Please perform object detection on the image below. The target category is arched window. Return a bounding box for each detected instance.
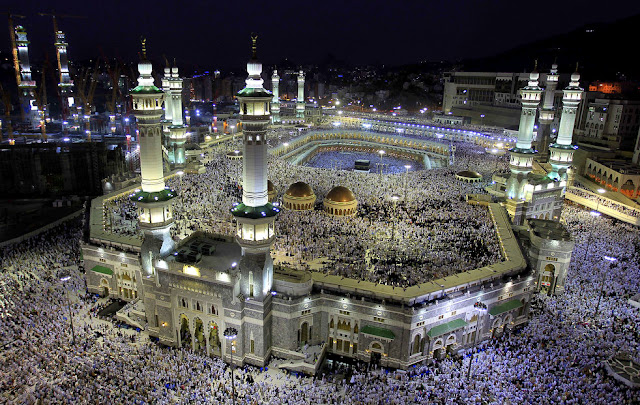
[211,304,216,315]
[329,318,334,329]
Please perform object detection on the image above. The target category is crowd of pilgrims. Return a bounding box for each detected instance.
[104,129,508,287]
[568,185,640,218]
[1,198,639,403]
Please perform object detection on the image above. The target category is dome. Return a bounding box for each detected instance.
[326,186,355,202]
[285,182,313,198]
[457,170,482,179]
[268,180,275,192]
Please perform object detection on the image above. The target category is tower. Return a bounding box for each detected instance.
[549,66,583,181]
[55,30,74,123]
[296,69,305,120]
[537,63,559,161]
[271,69,280,124]
[129,39,176,276]
[161,63,173,150]
[168,62,187,167]
[231,34,278,363]
[14,26,38,129]
[506,64,543,200]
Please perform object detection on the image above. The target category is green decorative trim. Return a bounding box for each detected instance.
[361,325,395,340]
[488,299,523,316]
[237,87,273,98]
[549,143,577,150]
[131,85,163,94]
[129,188,177,203]
[509,147,537,154]
[91,265,113,275]
[426,318,467,338]
[231,202,280,219]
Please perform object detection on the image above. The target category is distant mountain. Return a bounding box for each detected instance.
[462,14,640,81]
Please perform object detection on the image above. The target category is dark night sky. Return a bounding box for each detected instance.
[2,0,640,71]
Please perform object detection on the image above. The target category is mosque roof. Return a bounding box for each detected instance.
[285,182,314,198]
[326,186,356,202]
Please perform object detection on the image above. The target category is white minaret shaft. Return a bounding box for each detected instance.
[232,34,279,261]
[542,63,558,111]
[130,40,176,276]
[162,66,173,122]
[169,63,186,167]
[15,26,37,128]
[272,70,280,101]
[515,69,543,150]
[135,58,165,193]
[556,70,583,145]
[170,65,183,126]
[296,70,305,119]
[271,69,280,123]
[55,31,73,88]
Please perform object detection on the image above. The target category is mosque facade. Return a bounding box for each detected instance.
[82,39,572,373]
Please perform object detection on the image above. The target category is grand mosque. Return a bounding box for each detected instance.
[81,36,575,373]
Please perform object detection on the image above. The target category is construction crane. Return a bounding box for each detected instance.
[34,59,49,141]
[106,62,121,135]
[3,12,25,88]
[74,59,99,141]
[0,83,12,142]
[2,12,26,124]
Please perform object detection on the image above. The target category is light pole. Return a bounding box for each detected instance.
[404,165,411,200]
[583,188,606,261]
[593,255,617,322]
[467,301,487,379]
[480,114,485,126]
[223,327,238,404]
[391,194,400,241]
[378,150,385,175]
[231,125,236,141]
[59,273,76,345]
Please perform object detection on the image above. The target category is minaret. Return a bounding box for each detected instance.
[537,62,559,161]
[161,62,173,150]
[296,69,305,120]
[14,26,38,130]
[55,30,74,121]
[271,69,280,124]
[129,39,176,276]
[506,63,543,199]
[549,65,583,181]
[231,33,279,300]
[168,62,187,167]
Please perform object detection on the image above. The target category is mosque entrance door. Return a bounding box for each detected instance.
[194,318,206,351]
[371,352,381,367]
[209,322,221,356]
[103,287,109,296]
[541,264,556,295]
[180,316,192,348]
